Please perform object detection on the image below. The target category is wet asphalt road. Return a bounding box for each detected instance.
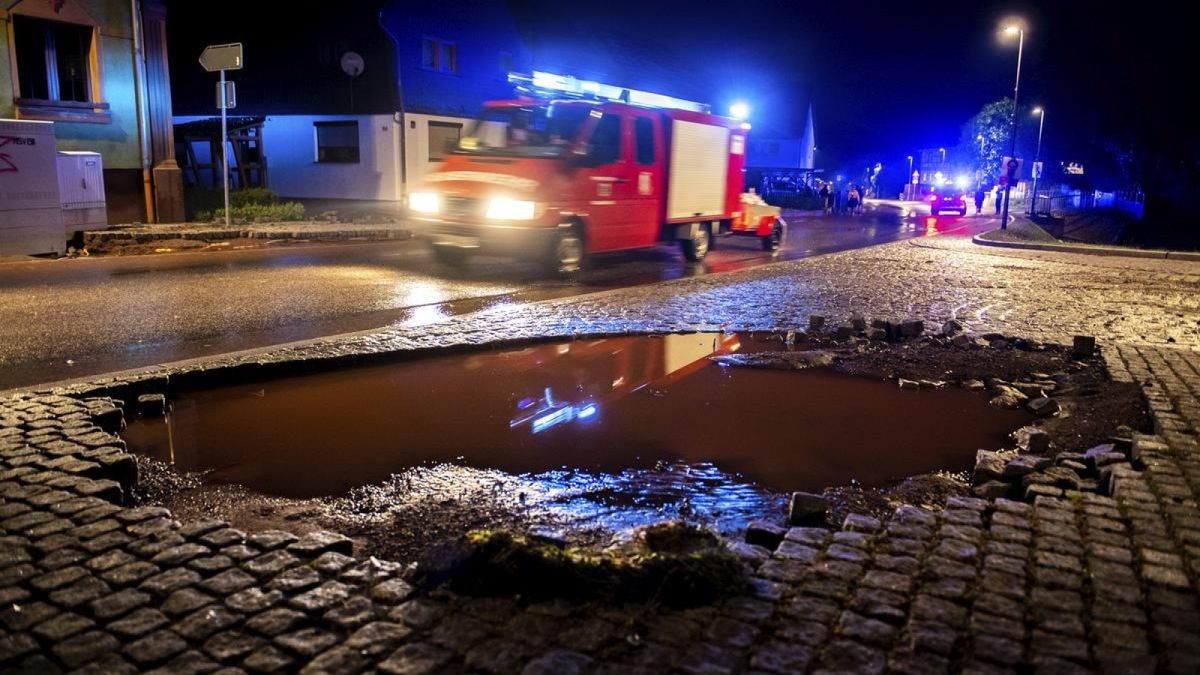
[0,203,1000,390]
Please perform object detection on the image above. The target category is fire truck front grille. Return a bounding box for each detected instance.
[441,196,483,220]
[431,222,480,238]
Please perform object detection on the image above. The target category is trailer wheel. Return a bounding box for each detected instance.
[761,219,786,252]
[546,225,585,276]
[431,245,471,267]
[680,223,711,262]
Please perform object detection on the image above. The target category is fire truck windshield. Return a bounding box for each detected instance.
[457,104,593,157]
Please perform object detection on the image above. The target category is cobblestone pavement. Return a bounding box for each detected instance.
[3,238,1200,673]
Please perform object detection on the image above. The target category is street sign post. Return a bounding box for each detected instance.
[199,43,243,227]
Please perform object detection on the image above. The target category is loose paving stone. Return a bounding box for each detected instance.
[290,581,353,613]
[323,595,377,630]
[287,530,353,557]
[242,550,299,578]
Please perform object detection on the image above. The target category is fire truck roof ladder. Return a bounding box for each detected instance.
[507,71,711,114]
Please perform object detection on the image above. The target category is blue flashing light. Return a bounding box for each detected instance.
[729,102,749,120]
[532,405,574,434]
[508,71,711,114]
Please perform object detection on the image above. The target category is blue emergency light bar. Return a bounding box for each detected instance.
[508,71,711,114]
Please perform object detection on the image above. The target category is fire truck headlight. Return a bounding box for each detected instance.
[409,192,439,214]
[486,198,536,220]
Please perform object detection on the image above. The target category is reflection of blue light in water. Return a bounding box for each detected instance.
[577,403,597,419]
[532,405,573,434]
[517,397,537,410]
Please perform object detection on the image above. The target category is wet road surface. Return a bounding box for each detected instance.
[0,204,999,390]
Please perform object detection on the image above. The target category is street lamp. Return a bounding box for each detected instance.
[999,22,1025,229]
[977,134,985,153]
[1029,107,1046,216]
[939,147,946,163]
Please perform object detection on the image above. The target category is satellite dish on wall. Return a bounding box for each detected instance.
[340,51,365,78]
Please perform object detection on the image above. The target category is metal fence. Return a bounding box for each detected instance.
[1029,187,1146,224]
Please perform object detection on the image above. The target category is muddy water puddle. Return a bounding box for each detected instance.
[124,333,1030,534]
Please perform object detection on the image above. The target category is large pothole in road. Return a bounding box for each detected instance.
[122,332,1049,557]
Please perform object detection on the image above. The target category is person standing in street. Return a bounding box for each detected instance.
[974,187,985,215]
[993,185,1003,215]
[847,185,861,215]
[819,183,831,215]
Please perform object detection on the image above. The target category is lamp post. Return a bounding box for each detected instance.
[906,155,913,198]
[1029,107,1045,217]
[939,147,946,163]
[1000,23,1024,229]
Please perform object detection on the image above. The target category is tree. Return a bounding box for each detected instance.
[960,99,1013,185]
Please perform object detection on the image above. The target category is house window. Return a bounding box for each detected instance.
[427,121,462,162]
[314,121,360,163]
[421,37,457,74]
[12,15,94,103]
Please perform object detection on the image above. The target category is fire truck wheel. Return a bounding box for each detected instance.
[681,223,711,262]
[431,245,471,267]
[762,220,785,252]
[547,225,585,275]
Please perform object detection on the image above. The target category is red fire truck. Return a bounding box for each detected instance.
[408,73,785,273]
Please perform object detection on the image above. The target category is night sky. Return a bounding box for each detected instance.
[509,0,1188,178]
[165,0,1187,186]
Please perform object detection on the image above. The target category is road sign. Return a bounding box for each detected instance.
[1003,156,1023,180]
[199,43,243,72]
[1032,161,1043,180]
[200,43,243,228]
[998,175,1009,187]
[215,81,236,109]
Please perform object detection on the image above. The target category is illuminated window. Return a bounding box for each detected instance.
[314,121,360,163]
[421,37,457,75]
[428,121,462,161]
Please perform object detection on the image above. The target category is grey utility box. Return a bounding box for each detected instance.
[57,150,108,236]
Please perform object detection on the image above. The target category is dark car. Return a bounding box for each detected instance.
[929,186,968,216]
